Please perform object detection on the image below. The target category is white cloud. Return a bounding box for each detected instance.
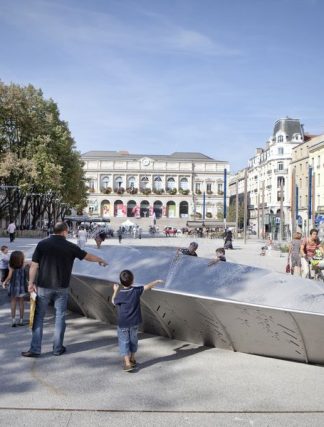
[164,29,240,56]
[0,0,240,57]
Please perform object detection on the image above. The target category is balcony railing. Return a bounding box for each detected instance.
[96,187,193,196]
[274,168,288,174]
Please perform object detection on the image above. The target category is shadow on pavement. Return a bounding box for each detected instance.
[136,343,209,371]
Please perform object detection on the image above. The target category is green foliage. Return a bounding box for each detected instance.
[280,244,289,253]
[0,81,87,226]
[167,188,177,195]
[179,188,190,195]
[227,201,245,228]
[217,211,223,220]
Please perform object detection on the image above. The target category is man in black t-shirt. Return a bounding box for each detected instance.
[22,222,108,358]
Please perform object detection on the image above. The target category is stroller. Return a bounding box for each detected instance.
[309,249,324,281]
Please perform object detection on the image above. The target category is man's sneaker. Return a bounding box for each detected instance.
[11,320,16,327]
[123,363,134,372]
[53,346,66,356]
[130,358,137,367]
[18,319,24,326]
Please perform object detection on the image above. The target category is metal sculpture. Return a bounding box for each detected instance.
[69,245,324,364]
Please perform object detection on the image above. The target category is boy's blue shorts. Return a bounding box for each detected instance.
[117,325,139,356]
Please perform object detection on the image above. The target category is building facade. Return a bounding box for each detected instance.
[82,151,229,220]
[290,135,321,229]
[309,136,324,219]
[229,117,304,237]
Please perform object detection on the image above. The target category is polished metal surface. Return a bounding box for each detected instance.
[70,245,324,364]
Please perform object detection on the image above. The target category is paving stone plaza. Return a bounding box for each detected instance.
[1,235,324,426]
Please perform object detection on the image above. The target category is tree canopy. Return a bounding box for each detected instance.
[0,81,87,227]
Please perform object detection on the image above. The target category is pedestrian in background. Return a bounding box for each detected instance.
[7,221,16,242]
[94,227,107,249]
[77,226,87,249]
[288,231,302,276]
[224,228,233,249]
[118,228,122,244]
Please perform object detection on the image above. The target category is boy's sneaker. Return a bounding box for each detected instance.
[123,363,134,372]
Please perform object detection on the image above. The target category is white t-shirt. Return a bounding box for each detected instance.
[78,229,87,241]
[7,223,16,233]
[0,253,9,269]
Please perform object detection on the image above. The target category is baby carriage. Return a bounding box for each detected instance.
[309,249,324,281]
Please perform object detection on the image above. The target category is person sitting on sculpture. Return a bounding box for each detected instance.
[177,242,198,257]
[208,247,226,266]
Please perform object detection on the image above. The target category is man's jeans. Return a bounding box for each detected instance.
[30,287,69,354]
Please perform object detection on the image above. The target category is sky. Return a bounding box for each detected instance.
[1,0,324,172]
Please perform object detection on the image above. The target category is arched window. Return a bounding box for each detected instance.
[140,200,150,217]
[114,200,124,217]
[153,200,163,218]
[167,177,175,190]
[101,176,110,189]
[166,201,176,218]
[154,176,162,190]
[101,200,110,217]
[115,176,123,189]
[128,176,136,188]
[140,176,149,190]
[179,201,188,217]
[87,178,96,192]
[127,200,137,217]
[180,177,188,190]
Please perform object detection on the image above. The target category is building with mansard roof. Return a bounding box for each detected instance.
[229,117,304,238]
[81,151,229,220]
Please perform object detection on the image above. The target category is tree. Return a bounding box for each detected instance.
[227,200,245,228]
[0,81,87,227]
